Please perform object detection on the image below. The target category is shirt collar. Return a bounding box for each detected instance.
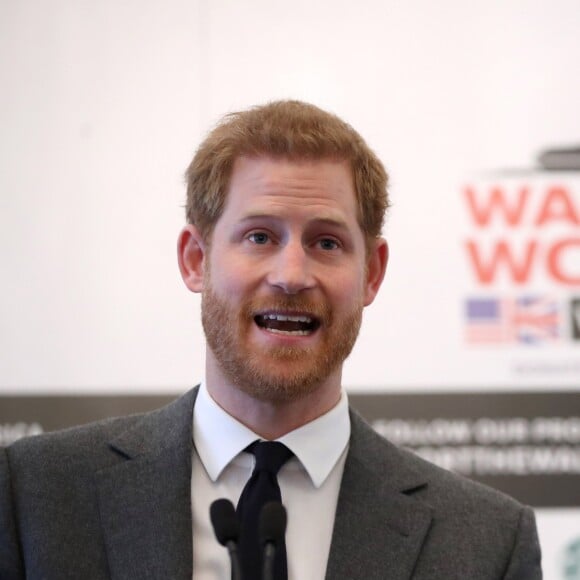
[193,381,350,488]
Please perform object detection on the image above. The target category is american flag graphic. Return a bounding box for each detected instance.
[465,296,560,344]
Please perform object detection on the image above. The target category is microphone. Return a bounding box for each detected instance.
[259,501,287,580]
[209,499,243,580]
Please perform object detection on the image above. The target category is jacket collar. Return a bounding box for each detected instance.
[95,388,198,580]
[325,408,433,580]
[94,388,432,580]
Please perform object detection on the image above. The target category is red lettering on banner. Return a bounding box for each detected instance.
[464,186,529,227]
[535,186,580,226]
[463,183,579,286]
[465,240,538,285]
[546,239,580,285]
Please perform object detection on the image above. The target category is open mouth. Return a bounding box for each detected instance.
[254,312,321,336]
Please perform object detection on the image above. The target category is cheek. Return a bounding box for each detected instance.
[209,263,261,305]
[326,276,365,309]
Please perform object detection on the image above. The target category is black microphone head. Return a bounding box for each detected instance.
[259,501,287,546]
[210,499,240,546]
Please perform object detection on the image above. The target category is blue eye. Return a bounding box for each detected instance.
[319,238,339,250]
[248,232,269,244]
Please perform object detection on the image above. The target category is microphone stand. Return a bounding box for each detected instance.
[259,501,287,580]
[262,541,276,580]
[210,499,244,580]
[226,541,243,580]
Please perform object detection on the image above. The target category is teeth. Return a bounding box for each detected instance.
[267,328,311,336]
[263,314,313,323]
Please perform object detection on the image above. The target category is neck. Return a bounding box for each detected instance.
[204,356,343,440]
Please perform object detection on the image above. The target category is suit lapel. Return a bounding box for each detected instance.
[92,391,431,579]
[325,410,433,580]
[95,389,198,580]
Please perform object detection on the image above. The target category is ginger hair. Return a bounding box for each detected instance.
[184,100,389,248]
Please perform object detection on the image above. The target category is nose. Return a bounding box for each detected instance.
[267,241,315,294]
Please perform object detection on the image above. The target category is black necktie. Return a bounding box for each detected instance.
[236,441,293,580]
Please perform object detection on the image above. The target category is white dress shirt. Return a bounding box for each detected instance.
[191,382,350,580]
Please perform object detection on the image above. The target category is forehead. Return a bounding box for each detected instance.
[222,156,358,220]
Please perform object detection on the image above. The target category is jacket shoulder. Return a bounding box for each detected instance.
[5,387,197,472]
[349,406,531,514]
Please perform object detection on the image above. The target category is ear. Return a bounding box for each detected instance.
[363,238,388,306]
[177,225,206,293]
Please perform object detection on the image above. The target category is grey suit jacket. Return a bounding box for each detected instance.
[0,387,542,579]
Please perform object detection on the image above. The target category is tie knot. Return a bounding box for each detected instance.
[248,441,293,475]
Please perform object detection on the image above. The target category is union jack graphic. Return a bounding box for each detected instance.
[465,296,560,345]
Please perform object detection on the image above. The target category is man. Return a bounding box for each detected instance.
[0,101,541,579]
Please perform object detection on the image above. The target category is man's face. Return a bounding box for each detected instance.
[199,156,384,403]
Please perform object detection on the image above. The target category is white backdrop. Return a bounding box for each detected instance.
[1,1,579,577]
[2,0,579,393]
